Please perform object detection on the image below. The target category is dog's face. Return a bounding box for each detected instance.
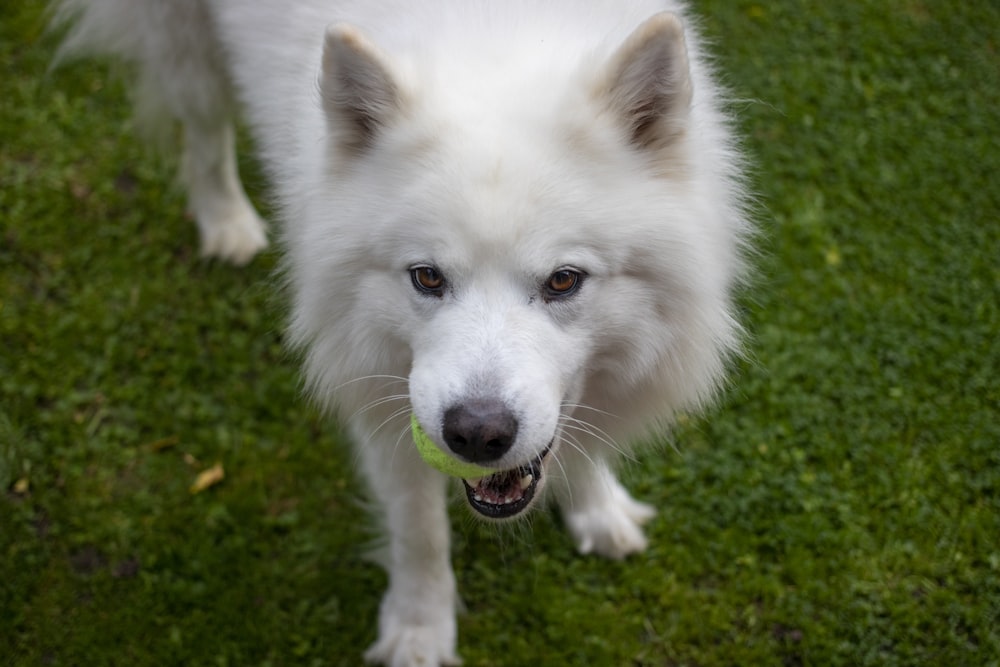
[320,126,708,520]
[400,151,610,519]
[405,243,588,517]
[291,16,741,520]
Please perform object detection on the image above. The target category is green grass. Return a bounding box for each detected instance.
[2,0,998,665]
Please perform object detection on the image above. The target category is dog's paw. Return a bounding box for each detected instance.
[198,208,268,266]
[363,593,461,667]
[563,482,655,560]
[364,627,462,667]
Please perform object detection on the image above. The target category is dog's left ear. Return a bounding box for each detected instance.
[321,24,404,153]
[595,12,693,151]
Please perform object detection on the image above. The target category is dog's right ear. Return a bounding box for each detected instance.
[594,12,693,153]
[321,24,403,153]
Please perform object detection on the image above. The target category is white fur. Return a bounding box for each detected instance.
[52,1,751,664]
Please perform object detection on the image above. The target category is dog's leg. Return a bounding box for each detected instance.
[356,427,460,667]
[555,451,656,560]
[52,0,267,265]
[181,119,268,265]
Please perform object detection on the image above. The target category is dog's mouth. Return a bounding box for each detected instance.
[461,444,552,519]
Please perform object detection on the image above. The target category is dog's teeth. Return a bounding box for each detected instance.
[465,477,482,487]
[519,474,533,490]
[473,492,484,502]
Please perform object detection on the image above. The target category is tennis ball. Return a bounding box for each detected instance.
[411,414,495,478]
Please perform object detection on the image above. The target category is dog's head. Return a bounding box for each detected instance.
[289,13,746,519]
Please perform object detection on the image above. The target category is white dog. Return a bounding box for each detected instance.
[54,1,751,664]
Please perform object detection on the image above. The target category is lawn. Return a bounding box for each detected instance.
[2,0,998,665]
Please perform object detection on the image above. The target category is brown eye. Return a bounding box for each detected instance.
[411,266,445,294]
[545,269,582,297]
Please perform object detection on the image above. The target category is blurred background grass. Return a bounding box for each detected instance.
[2,0,998,665]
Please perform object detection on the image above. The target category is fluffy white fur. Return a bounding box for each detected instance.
[53,1,751,664]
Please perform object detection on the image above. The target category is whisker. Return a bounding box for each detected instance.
[388,418,414,472]
[331,374,408,393]
[560,401,621,421]
[548,444,574,507]
[347,393,410,423]
[559,419,635,462]
[371,405,413,439]
[557,429,598,469]
[349,405,413,471]
[559,400,633,460]
[559,414,622,450]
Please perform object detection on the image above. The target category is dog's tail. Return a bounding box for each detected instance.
[50,0,232,140]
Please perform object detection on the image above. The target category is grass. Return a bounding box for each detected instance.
[2,0,998,665]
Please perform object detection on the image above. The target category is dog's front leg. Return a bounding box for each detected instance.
[555,450,656,560]
[356,426,460,667]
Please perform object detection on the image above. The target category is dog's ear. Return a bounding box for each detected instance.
[595,12,692,151]
[321,24,403,153]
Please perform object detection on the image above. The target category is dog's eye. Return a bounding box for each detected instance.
[545,269,582,298]
[410,266,445,295]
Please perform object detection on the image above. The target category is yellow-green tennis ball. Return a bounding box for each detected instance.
[411,414,495,478]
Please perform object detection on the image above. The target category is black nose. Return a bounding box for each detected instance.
[442,400,518,463]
